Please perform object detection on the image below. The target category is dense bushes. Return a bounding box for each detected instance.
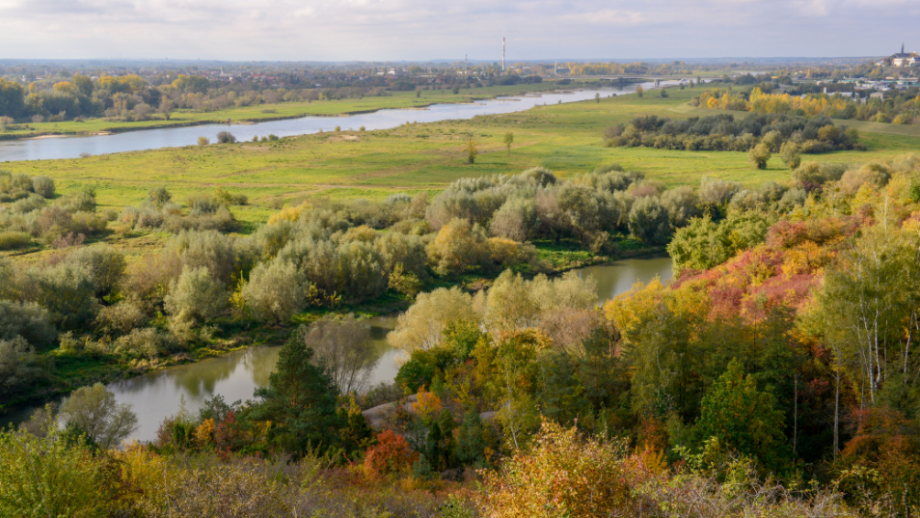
[605,113,864,154]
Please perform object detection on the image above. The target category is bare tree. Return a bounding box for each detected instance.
[300,314,378,394]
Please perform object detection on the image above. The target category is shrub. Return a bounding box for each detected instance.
[242,259,308,324]
[113,327,176,359]
[31,176,55,198]
[216,131,236,144]
[0,426,120,517]
[364,430,419,478]
[197,136,210,146]
[628,196,671,245]
[65,244,126,299]
[164,266,228,324]
[427,218,490,275]
[336,241,387,300]
[748,143,772,170]
[0,337,51,399]
[660,186,701,229]
[0,231,30,250]
[168,230,237,284]
[0,300,57,348]
[389,287,476,353]
[94,300,147,336]
[28,264,99,330]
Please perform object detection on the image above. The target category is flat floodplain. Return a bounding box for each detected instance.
[2,87,916,230]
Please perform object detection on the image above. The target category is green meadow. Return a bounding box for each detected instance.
[4,87,916,232]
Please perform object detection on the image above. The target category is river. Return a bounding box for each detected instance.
[2,255,672,441]
[0,81,687,162]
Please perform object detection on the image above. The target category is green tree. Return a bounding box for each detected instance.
[252,337,345,454]
[465,137,478,164]
[0,79,25,118]
[748,143,772,170]
[503,132,514,156]
[780,141,801,170]
[692,359,788,471]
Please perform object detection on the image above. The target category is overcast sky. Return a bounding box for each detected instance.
[0,0,917,61]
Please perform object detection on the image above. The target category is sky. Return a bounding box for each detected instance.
[1,0,919,61]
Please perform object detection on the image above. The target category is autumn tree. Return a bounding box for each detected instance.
[465,137,478,164]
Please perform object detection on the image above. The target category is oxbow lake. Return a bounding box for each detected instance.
[2,256,672,441]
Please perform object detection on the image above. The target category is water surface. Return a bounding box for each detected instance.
[0,82,687,162]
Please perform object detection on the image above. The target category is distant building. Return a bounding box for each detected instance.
[881,44,919,67]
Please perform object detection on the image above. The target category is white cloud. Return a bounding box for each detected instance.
[0,0,917,59]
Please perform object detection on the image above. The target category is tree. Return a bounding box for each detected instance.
[216,131,236,144]
[595,93,600,103]
[0,79,25,119]
[0,337,51,399]
[780,141,801,170]
[427,218,490,275]
[748,143,772,170]
[252,337,344,454]
[465,137,478,164]
[299,315,378,394]
[59,383,138,449]
[164,266,227,325]
[628,196,671,245]
[158,99,176,121]
[197,136,210,146]
[389,287,476,353]
[692,359,788,471]
[636,86,644,98]
[503,132,514,156]
[241,259,308,325]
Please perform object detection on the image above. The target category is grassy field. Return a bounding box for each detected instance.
[0,82,577,139]
[3,87,917,232]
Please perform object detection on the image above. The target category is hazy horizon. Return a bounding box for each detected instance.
[0,0,917,62]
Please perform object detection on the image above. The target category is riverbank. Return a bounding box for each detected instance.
[1,238,665,427]
[0,82,590,142]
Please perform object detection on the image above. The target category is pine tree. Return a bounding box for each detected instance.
[252,337,345,455]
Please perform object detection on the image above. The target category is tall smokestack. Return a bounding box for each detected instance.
[502,37,506,72]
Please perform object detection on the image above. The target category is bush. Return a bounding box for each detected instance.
[364,430,419,478]
[0,231,30,250]
[27,264,99,330]
[628,196,671,245]
[336,241,387,300]
[0,300,57,348]
[0,426,120,517]
[660,186,701,229]
[242,259,308,324]
[197,136,210,146]
[216,131,236,144]
[748,143,772,170]
[94,300,147,336]
[168,230,237,284]
[164,266,227,325]
[31,176,55,198]
[0,337,51,399]
[113,327,176,359]
[65,245,126,299]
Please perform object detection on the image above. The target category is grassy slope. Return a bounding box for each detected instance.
[5,87,914,231]
[0,83,571,138]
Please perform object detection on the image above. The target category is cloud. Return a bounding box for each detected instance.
[0,0,917,59]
